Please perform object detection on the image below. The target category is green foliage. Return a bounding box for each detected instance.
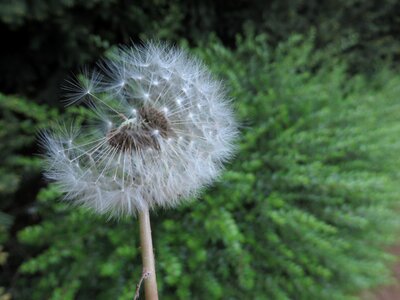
[0,94,59,298]
[0,0,184,100]
[10,35,400,299]
[0,94,57,209]
[1,1,399,101]
[0,243,10,300]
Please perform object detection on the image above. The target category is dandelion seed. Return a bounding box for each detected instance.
[41,41,238,217]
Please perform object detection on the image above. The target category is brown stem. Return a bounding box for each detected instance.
[138,207,159,300]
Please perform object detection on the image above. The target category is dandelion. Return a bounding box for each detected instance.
[41,41,238,299]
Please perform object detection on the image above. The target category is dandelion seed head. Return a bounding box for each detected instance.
[42,41,238,217]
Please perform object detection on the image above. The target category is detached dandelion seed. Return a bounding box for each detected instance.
[41,41,238,299]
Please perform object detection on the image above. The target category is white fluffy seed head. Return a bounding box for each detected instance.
[42,41,238,217]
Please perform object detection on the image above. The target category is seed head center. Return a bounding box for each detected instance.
[107,106,172,152]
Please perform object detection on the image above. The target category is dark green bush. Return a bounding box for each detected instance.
[0,0,184,101]
[0,94,58,298]
[7,34,400,299]
[1,1,399,102]
[0,94,58,229]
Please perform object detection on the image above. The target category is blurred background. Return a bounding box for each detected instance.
[1,1,400,299]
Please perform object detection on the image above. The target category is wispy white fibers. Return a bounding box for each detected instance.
[41,41,238,217]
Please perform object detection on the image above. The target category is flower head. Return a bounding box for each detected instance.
[42,41,238,217]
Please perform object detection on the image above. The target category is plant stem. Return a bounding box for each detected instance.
[139,207,159,300]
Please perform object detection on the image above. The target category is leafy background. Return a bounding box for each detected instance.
[1,1,400,299]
